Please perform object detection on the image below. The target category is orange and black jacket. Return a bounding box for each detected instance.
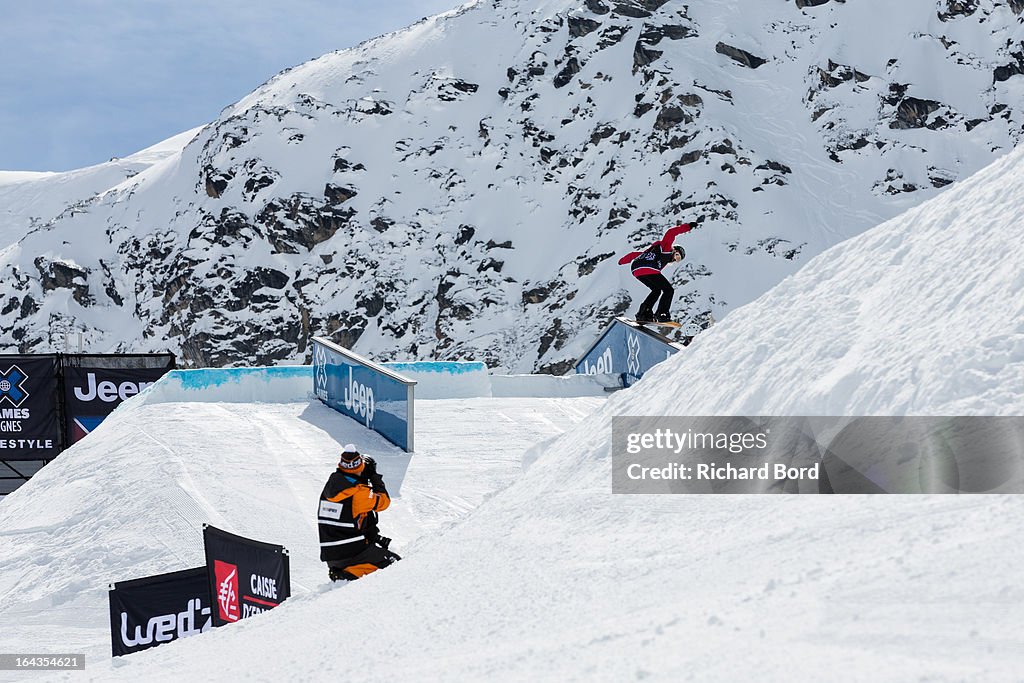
[317,461,391,562]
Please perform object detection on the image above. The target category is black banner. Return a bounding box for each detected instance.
[62,362,172,444]
[0,355,62,460]
[108,566,213,657]
[203,525,290,627]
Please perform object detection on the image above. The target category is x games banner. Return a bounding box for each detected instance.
[203,525,290,627]
[0,355,61,459]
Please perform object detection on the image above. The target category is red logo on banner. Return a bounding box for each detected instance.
[214,560,240,622]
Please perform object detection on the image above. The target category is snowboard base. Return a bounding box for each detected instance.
[624,319,682,329]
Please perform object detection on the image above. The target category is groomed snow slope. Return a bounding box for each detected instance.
[67,133,1024,681]
[0,394,602,680]
[5,144,1024,679]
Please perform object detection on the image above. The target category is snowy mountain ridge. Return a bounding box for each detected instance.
[3,136,1024,680]
[2,0,1023,371]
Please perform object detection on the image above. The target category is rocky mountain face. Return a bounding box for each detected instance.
[2,0,1023,372]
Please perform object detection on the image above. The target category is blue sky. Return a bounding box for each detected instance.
[0,0,461,172]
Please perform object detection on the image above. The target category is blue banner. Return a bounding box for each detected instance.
[312,338,415,451]
[575,319,681,387]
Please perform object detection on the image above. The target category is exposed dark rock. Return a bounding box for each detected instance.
[612,4,652,19]
[537,318,569,358]
[890,97,941,129]
[716,42,767,69]
[937,0,978,21]
[353,98,393,116]
[100,260,124,307]
[324,184,358,205]
[678,93,703,107]
[34,258,93,306]
[257,194,352,253]
[230,267,289,303]
[20,296,38,319]
[568,15,601,37]
[818,60,870,88]
[455,225,475,245]
[796,0,832,7]
[994,51,1024,82]
[746,237,804,259]
[536,359,575,376]
[243,171,277,200]
[590,124,617,144]
[640,24,693,44]
[756,160,793,174]
[486,240,513,249]
[597,25,631,48]
[437,79,480,102]
[585,0,610,14]
[204,167,233,198]
[333,157,366,172]
[709,139,736,156]
[928,167,956,187]
[634,101,654,117]
[668,150,704,179]
[522,286,551,304]
[554,57,582,88]
[577,252,615,277]
[634,43,663,70]
[654,105,688,130]
[357,292,386,317]
[883,82,909,106]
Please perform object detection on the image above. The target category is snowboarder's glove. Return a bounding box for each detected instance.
[376,536,392,550]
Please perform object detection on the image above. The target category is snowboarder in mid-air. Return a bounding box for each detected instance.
[317,443,401,582]
[618,223,693,324]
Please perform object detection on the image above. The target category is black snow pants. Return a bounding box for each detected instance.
[636,273,674,317]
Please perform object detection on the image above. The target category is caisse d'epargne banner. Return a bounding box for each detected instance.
[613,416,1024,494]
[203,525,290,627]
[0,355,61,459]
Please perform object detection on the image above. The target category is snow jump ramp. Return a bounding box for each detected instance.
[574,317,685,388]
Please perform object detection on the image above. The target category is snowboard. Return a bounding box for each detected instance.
[625,319,682,329]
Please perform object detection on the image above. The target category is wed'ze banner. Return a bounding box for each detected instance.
[203,525,290,626]
[108,567,213,657]
[0,355,62,459]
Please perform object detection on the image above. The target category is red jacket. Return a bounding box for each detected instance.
[618,224,691,276]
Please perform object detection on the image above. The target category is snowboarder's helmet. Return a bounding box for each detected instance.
[673,245,685,259]
[339,444,362,469]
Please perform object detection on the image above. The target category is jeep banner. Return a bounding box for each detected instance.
[312,336,416,451]
[108,566,213,657]
[62,362,172,444]
[0,355,62,459]
[574,319,683,388]
[203,525,290,627]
